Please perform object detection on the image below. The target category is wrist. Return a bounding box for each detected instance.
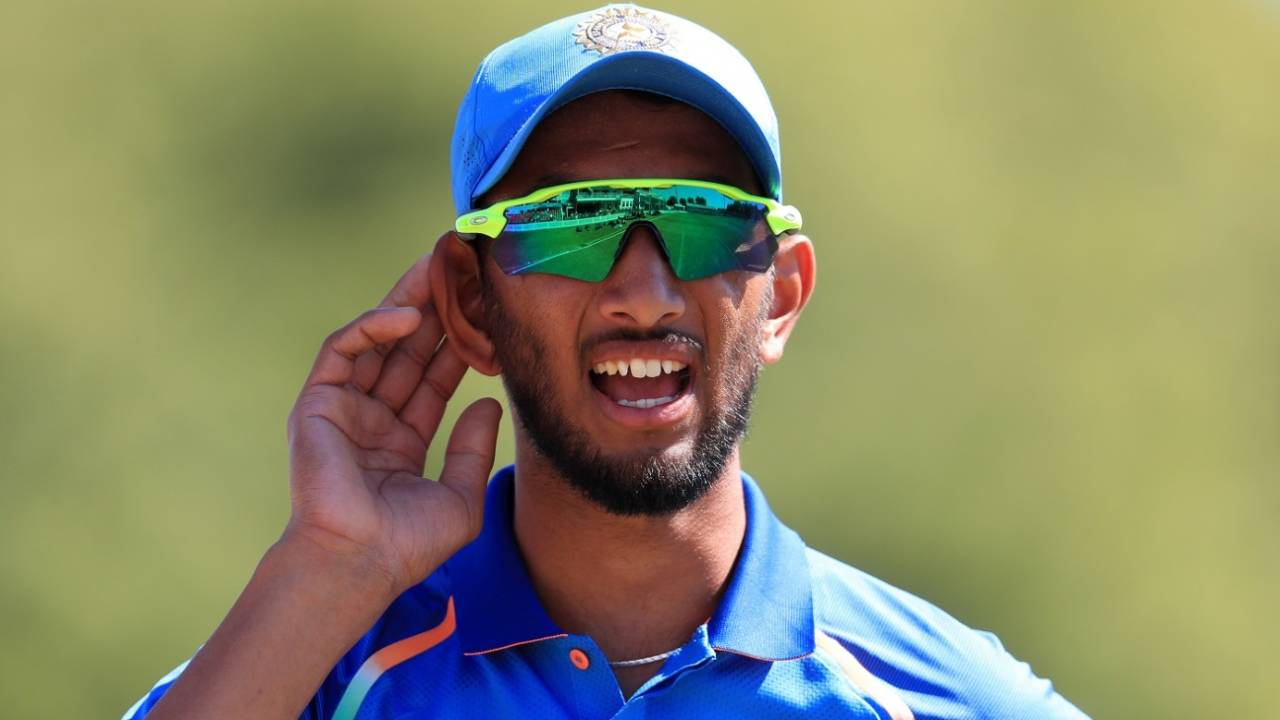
[273,525,402,609]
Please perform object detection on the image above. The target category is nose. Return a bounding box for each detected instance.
[596,224,686,328]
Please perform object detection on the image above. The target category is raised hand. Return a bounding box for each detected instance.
[284,252,501,597]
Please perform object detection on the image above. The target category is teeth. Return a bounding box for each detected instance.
[616,395,676,409]
[590,359,689,375]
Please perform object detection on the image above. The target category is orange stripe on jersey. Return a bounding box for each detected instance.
[373,596,457,668]
[331,597,457,720]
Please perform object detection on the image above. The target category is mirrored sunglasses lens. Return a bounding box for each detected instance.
[642,187,772,280]
[492,185,774,281]
[491,190,630,281]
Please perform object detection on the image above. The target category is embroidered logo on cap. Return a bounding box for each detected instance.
[574,7,675,55]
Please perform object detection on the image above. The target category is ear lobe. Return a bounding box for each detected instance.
[760,234,816,365]
[430,232,502,376]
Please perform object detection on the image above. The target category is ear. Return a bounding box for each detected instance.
[430,232,502,376]
[759,234,816,365]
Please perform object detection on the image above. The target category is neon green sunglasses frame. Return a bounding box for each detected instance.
[454,178,802,281]
[456,178,802,237]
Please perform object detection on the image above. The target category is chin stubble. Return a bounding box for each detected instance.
[483,284,767,517]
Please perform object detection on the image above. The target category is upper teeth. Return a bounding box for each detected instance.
[592,359,687,378]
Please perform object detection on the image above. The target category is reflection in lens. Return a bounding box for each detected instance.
[491,184,778,281]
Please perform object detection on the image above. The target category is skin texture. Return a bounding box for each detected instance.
[433,90,817,696]
[481,233,771,518]
[145,90,814,719]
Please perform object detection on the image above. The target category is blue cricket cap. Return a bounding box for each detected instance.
[450,4,783,215]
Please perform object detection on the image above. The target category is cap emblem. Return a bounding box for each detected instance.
[574,7,675,55]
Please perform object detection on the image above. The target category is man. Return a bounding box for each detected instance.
[125,5,1089,719]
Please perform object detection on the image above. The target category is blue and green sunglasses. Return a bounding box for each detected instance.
[454,178,803,282]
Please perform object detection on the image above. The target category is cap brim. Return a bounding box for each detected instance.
[470,51,781,208]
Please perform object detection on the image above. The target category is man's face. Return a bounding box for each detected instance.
[478,91,775,516]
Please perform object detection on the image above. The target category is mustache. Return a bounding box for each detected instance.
[580,328,705,357]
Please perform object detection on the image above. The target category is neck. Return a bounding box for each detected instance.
[511,439,747,671]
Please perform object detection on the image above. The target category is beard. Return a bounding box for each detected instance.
[483,283,768,517]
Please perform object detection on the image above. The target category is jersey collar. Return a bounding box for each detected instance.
[708,469,816,660]
[445,465,815,661]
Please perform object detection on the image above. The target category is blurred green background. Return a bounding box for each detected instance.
[3,0,1277,716]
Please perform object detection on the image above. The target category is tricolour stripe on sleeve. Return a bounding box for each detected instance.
[121,656,194,720]
[814,630,915,720]
[330,596,457,720]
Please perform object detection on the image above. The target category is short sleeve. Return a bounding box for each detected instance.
[120,655,192,720]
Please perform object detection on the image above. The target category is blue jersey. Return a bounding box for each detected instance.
[124,467,1089,719]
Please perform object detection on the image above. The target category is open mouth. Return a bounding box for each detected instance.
[588,357,693,410]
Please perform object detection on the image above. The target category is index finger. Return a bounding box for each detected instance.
[305,306,421,388]
[353,243,448,390]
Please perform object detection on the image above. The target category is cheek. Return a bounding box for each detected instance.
[696,297,768,402]
[691,270,771,320]
[694,273,769,345]
[499,274,592,355]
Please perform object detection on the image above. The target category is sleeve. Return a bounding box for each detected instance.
[807,549,1093,719]
[120,655,191,720]
[957,629,1092,719]
[820,616,1092,720]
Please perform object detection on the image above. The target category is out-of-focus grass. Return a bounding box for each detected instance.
[2,1,1277,716]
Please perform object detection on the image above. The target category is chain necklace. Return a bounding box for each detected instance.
[607,646,683,667]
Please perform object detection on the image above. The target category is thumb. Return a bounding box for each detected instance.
[438,397,503,538]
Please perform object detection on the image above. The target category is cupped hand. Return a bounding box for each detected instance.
[284,252,501,596]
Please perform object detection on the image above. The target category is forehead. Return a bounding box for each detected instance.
[481,90,762,204]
